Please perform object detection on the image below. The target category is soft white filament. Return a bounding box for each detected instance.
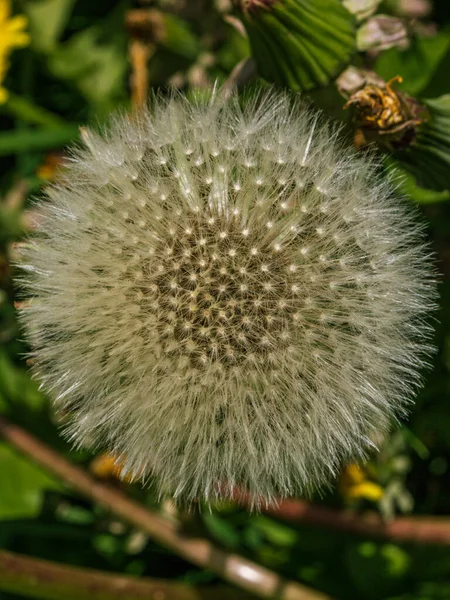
[18,89,436,505]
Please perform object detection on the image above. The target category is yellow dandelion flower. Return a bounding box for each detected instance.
[0,0,30,104]
[90,453,136,484]
[340,464,384,502]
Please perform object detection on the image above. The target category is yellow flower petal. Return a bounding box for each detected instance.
[344,463,366,484]
[6,14,28,32]
[347,482,384,502]
[0,0,12,26]
[90,453,135,484]
[0,86,8,104]
[0,2,30,91]
[10,31,31,48]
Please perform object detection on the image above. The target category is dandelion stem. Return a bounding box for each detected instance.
[0,416,330,600]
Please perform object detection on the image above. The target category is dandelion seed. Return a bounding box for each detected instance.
[18,89,436,507]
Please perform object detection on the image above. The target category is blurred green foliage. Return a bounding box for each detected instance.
[1,1,450,599]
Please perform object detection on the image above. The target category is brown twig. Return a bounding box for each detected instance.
[128,40,153,109]
[0,549,253,600]
[0,416,330,600]
[126,10,164,108]
[262,499,450,546]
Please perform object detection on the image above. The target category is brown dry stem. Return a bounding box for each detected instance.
[0,416,330,600]
[0,549,255,600]
[262,498,450,545]
[126,9,164,109]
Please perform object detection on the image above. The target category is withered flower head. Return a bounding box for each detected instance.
[342,72,425,149]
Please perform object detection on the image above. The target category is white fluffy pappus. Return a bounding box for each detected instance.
[18,89,436,506]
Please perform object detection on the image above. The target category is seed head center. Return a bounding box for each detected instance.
[140,214,300,370]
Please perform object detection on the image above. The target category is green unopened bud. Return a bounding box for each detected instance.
[234,0,356,92]
[357,15,408,52]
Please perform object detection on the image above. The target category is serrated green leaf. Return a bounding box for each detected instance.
[239,0,356,92]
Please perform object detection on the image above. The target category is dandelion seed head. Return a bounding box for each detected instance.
[18,89,436,506]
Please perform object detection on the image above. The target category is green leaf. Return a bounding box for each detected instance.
[0,353,34,406]
[55,503,95,525]
[0,126,79,157]
[93,533,123,558]
[23,0,76,54]
[2,92,68,128]
[381,544,411,577]
[252,516,298,547]
[0,205,23,242]
[238,0,356,92]
[375,30,450,97]
[159,13,201,60]
[346,542,410,598]
[421,48,450,99]
[202,513,241,549]
[401,428,430,460]
[390,95,450,193]
[386,159,450,203]
[0,442,62,519]
[217,26,250,73]
[47,10,129,115]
